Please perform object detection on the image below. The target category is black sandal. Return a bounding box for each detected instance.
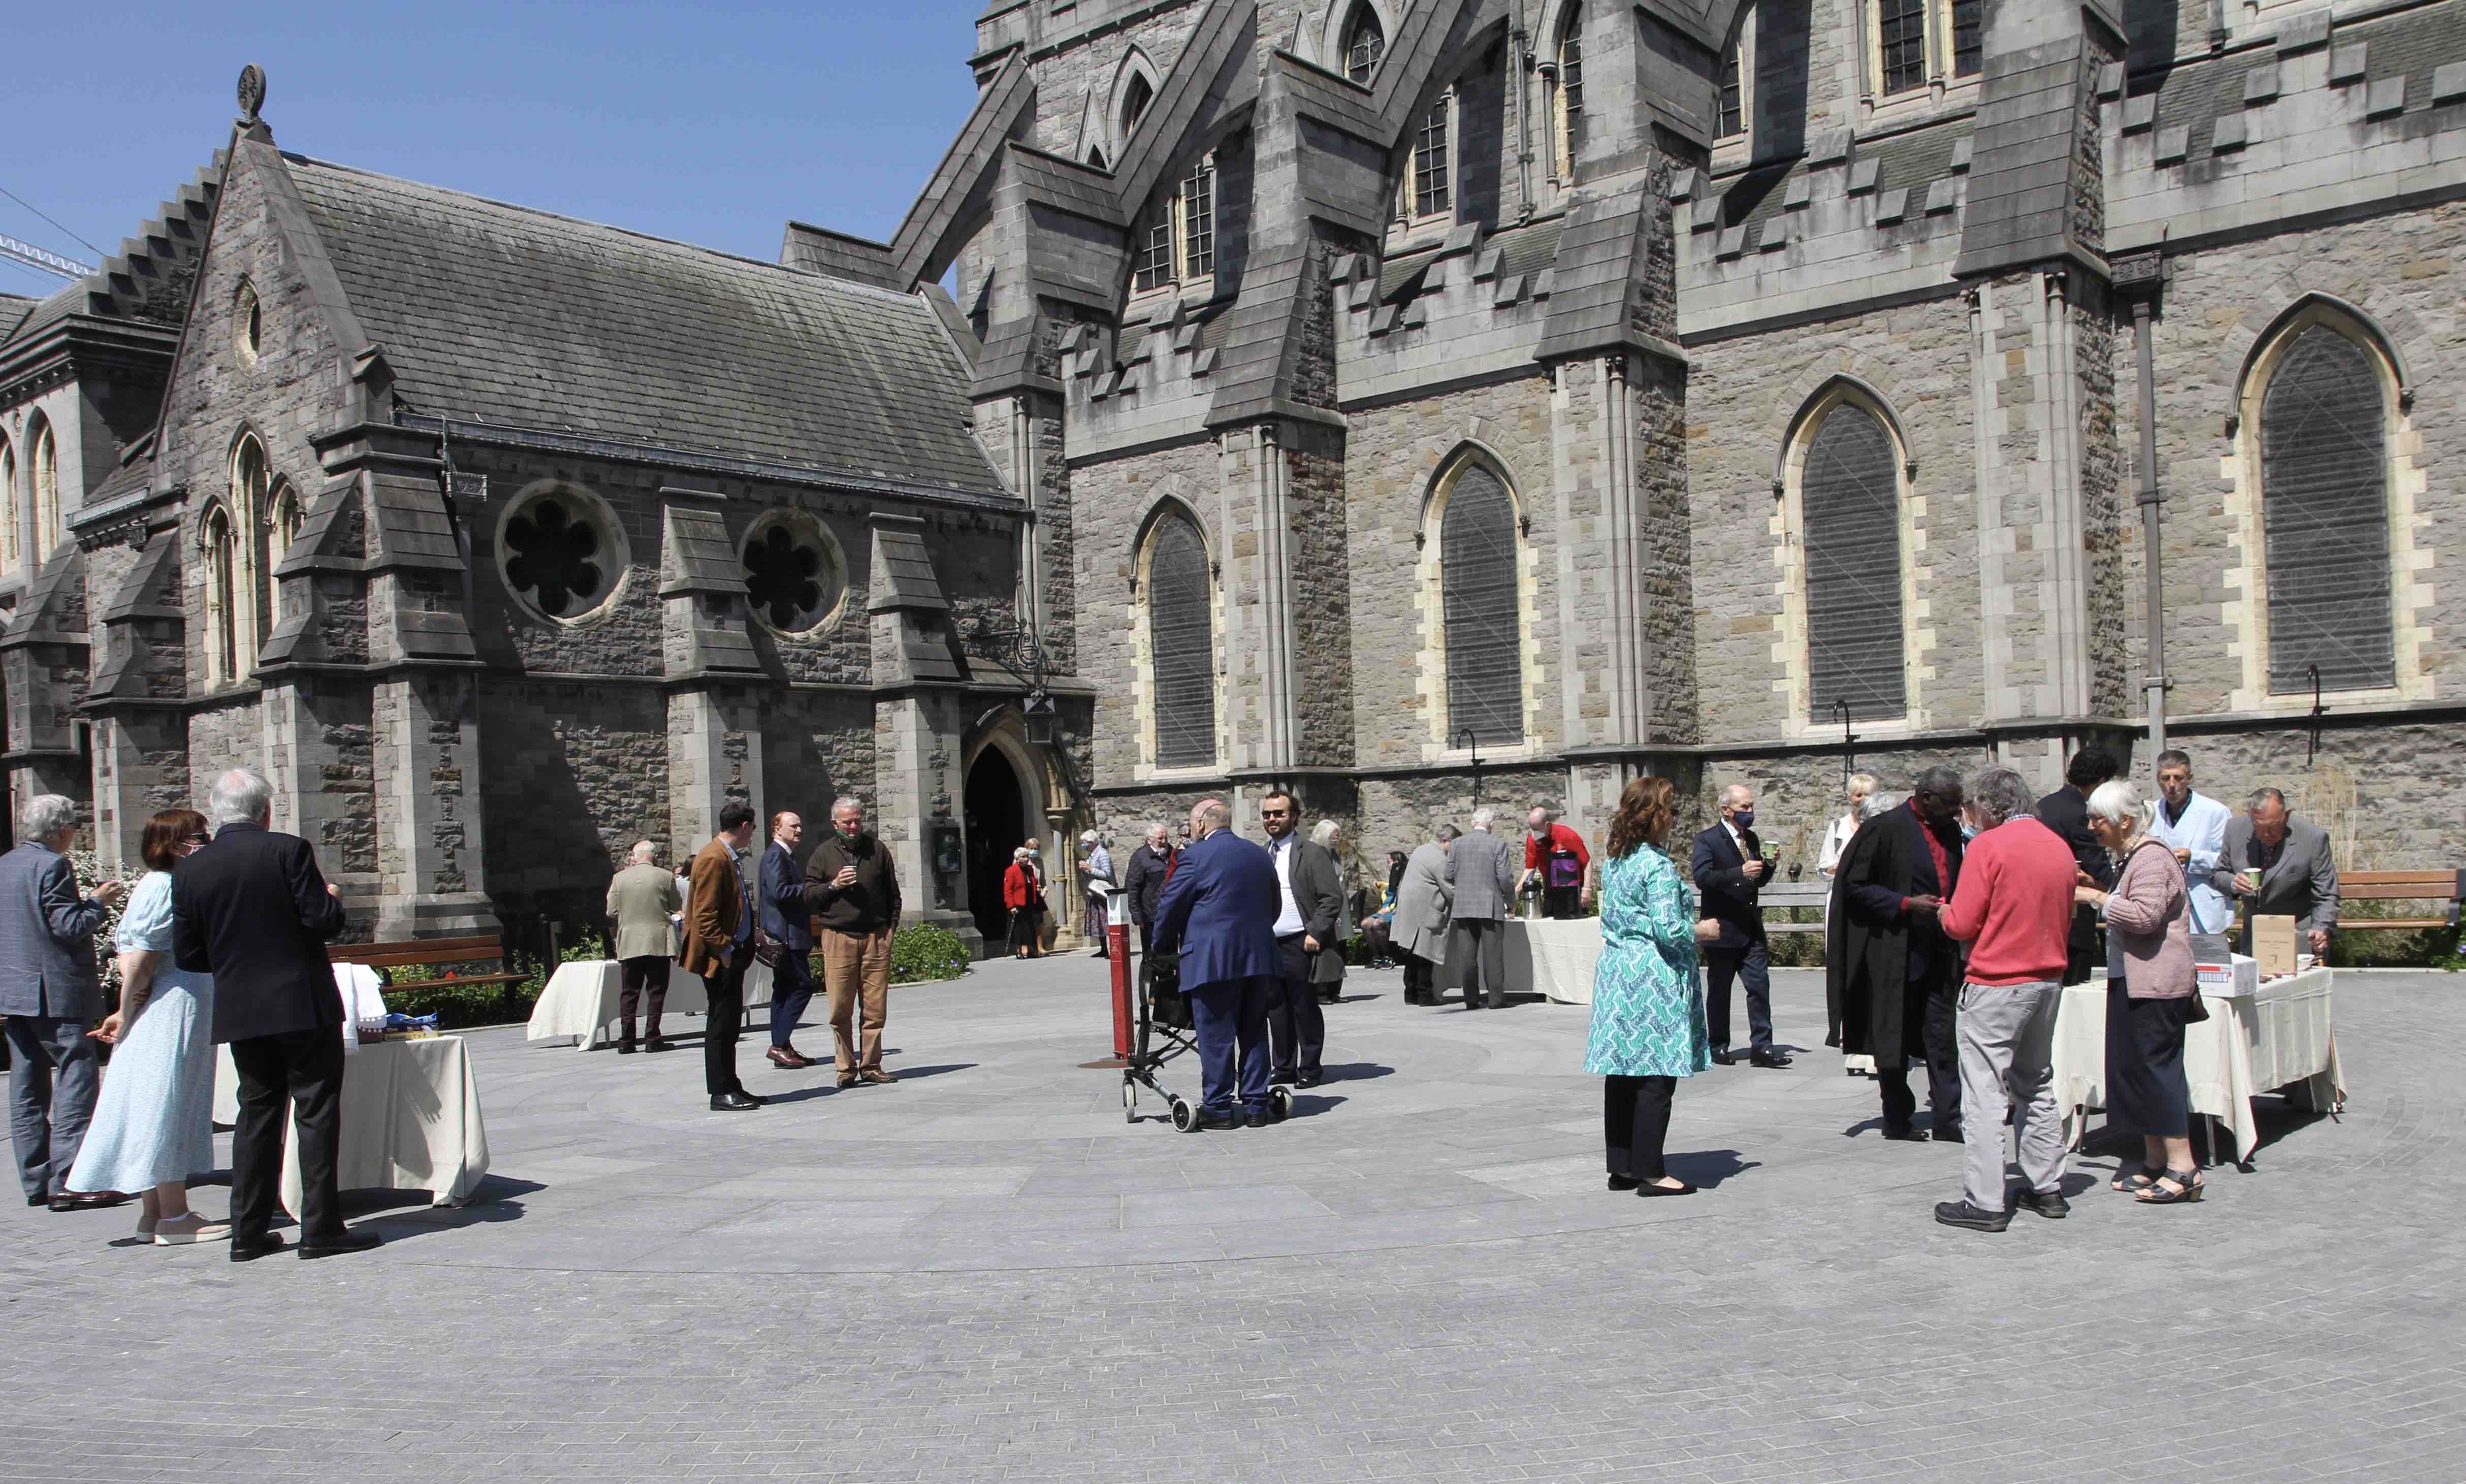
[2112,1167,2158,1193]
[2136,1168,2204,1204]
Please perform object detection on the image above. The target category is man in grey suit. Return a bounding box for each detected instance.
[605,840,682,1054]
[2212,788,2340,957]
[1,794,128,1211]
[1392,826,1456,1005]
[1443,809,1518,1010]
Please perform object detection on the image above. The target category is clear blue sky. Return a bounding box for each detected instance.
[1,1,988,300]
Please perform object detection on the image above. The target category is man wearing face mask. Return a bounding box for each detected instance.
[1691,784,1789,1068]
[1828,766,1968,1142]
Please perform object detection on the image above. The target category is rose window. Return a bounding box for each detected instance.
[503,495,608,618]
[743,519,842,633]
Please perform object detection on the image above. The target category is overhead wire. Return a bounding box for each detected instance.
[0,183,107,259]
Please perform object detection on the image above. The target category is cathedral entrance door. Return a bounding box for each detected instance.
[964,748,1030,944]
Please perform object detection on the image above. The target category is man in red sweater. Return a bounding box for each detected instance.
[1933,765,2078,1233]
[1520,806,1592,919]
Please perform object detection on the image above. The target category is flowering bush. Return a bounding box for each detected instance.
[70,849,131,1004]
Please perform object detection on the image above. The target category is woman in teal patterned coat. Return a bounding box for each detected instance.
[1584,776,1715,1196]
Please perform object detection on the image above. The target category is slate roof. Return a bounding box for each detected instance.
[277,153,1005,498]
[0,294,35,345]
[2144,0,2466,144]
[0,282,88,352]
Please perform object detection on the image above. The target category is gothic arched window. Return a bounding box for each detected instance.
[1555,6,1586,177]
[1800,401,1906,721]
[202,505,238,684]
[1120,74,1154,145]
[270,479,303,561]
[1440,460,1523,747]
[0,435,16,573]
[2259,321,2394,692]
[29,417,59,565]
[230,433,273,659]
[1343,4,1386,84]
[1144,510,1216,768]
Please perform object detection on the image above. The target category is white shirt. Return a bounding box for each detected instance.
[1818,814,1857,879]
[1268,833,1303,937]
[2150,788,2233,934]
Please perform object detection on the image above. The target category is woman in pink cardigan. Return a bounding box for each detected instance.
[2076,779,2203,1206]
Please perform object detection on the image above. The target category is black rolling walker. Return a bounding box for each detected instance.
[1123,950,1293,1132]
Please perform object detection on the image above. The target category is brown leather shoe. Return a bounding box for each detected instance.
[49,1190,131,1212]
[765,1046,813,1070]
[857,1069,896,1085]
[836,1071,859,1089]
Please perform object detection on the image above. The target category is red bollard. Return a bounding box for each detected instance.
[1107,889,1133,1061]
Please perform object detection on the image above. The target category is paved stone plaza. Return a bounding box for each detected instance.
[5,960,2461,1482]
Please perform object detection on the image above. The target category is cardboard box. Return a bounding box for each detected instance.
[2252,914,2300,978]
[2195,954,2258,997]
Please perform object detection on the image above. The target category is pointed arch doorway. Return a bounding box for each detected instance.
[965,744,1033,945]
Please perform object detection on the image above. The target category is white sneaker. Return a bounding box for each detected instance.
[153,1213,233,1246]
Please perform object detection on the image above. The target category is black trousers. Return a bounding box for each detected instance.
[1604,1075,1676,1181]
[1401,951,1435,1003]
[1008,907,1041,955]
[618,955,669,1040]
[1448,918,1507,1007]
[228,1027,345,1244]
[1267,934,1324,1081]
[1703,940,1774,1053]
[2062,906,2100,987]
[1875,978,1962,1134]
[703,954,748,1096]
[768,952,815,1047]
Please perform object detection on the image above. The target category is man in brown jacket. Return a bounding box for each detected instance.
[802,795,902,1088]
[680,801,765,1111]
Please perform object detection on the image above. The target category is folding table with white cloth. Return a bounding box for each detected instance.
[2048,965,2345,1166]
[1503,917,1604,1005]
[213,1033,492,1209]
[524,958,773,1051]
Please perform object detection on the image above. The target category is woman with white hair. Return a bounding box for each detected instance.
[1308,820,1350,1005]
[1079,830,1114,958]
[1003,846,1046,959]
[1816,772,1880,1052]
[2076,778,2204,1205]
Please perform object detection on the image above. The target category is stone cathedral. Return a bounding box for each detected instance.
[3,0,2463,955]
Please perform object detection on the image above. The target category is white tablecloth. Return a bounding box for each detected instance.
[213,1035,491,1208]
[2050,966,2346,1162]
[524,958,773,1051]
[1504,918,1604,1005]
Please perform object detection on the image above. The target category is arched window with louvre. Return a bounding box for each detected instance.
[2257,321,2395,693]
[202,504,238,685]
[29,417,59,565]
[1144,510,1217,769]
[1798,400,1907,721]
[231,432,274,662]
[1439,459,1524,747]
[1554,6,1585,178]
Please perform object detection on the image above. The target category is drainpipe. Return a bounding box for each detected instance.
[2117,249,2170,763]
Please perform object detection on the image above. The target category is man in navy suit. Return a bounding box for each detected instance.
[1147,797,1283,1128]
[759,811,817,1069]
[1692,784,1791,1069]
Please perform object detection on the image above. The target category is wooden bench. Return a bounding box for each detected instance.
[1755,881,1832,934]
[329,934,529,989]
[2332,870,2465,933]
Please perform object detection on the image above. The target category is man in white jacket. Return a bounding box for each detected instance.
[2147,750,2231,936]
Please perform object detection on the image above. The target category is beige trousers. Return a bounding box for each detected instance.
[818,927,892,1072]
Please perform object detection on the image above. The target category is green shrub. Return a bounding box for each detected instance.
[892,923,972,983]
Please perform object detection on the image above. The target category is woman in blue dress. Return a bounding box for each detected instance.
[1584,777,1718,1196]
[65,809,228,1245]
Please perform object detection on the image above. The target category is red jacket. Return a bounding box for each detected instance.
[1002,861,1041,911]
[1524,822,1591,876]
[1938,816,2075,986]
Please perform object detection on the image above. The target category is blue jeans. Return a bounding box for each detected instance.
[1186,976,1274,1116]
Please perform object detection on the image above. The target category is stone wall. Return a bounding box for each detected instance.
[1685,293,1977,742]
[477,678,667,900]
[2116,204,2466,720]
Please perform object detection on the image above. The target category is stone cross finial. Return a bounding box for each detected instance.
[238,64,267,125]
